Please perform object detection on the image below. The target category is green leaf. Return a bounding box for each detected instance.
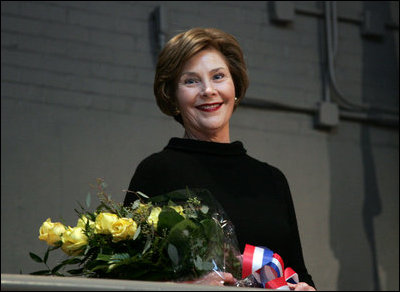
[194,255,203,270]
[142,237,152,255]
[67,268,84,275]
[167,200,177,206]
[29,270,51,275]
[83,244,91,256]
[202,260,214,271]
[133,225,141,240]
[167,244,179,266]
[86,192,91,208]
[194,255,214,272]
[90,264,109,272]
[150,189,189,203]
[131,199,141,210]
[29,252,43,263]
[107,263,117,272]
[157,207,185,232]
[136,191,149,199]
[167,219,199,256]
[109,253,130,264]
[96,254,112,262]
[51,263,65,274]
[200,205,209,214]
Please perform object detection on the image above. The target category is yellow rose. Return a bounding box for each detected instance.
[147,207,162,228]
[77,215,95,230]
[38,218,66,246]
[94,212,118,234]
[61,226,88,256]
[110,218,138,242]
[169,205,185,217]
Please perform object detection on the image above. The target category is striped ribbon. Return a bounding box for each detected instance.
[242,244,299,289]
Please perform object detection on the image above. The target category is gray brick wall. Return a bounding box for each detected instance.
[1,1,398,290]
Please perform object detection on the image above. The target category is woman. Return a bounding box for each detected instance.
[124,27,316,290]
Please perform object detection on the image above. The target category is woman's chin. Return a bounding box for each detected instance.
[198,121,226,131]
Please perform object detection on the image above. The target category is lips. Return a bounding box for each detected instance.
[196,102,223,112]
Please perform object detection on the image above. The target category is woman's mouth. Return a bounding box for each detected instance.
[196,103,223,112]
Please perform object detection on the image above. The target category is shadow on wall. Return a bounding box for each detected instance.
[329,1,398,291]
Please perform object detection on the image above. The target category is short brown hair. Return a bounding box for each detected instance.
[154,27,249,124]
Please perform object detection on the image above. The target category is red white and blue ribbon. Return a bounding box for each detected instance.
[242,244,299,290]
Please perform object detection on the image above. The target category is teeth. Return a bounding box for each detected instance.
[199,104,220,109]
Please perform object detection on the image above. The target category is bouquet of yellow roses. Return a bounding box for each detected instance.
[30,178,242,282]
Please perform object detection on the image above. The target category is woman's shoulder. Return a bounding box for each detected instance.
[135,144,187,173]
[136,148,172,169]
[242,153,289,182]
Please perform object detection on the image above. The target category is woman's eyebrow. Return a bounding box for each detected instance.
[181,67,226,76]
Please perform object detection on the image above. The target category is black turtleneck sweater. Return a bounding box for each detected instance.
[123,138,315,287]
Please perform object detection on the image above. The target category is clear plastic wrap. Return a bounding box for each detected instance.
[145,187,243,282]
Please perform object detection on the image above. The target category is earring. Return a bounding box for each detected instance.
[234,97,238,103]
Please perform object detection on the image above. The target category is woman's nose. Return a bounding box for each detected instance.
[202,81,217,97]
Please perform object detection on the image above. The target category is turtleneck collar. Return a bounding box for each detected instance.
[165,137,247,156]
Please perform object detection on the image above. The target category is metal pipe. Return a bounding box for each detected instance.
[236,2,398,129]
[325,1,399,115]
[332,1,338,57]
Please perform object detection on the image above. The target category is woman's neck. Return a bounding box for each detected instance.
[183,129,230,143]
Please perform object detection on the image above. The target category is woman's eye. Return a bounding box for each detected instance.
[184,78,198,84]
[213,73,225,80]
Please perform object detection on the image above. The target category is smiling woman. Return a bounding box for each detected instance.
[175,48,236,142]
[153,28,248,133]
[124,27,316,290]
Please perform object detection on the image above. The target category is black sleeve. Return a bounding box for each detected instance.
[271,167,316,288]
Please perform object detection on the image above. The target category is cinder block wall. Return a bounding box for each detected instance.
[1,1,398,290]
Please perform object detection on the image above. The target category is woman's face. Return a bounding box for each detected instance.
[175,48,236,141]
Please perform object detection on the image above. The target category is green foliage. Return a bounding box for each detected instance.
[157,207,185,232]
[30,179,242,282]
